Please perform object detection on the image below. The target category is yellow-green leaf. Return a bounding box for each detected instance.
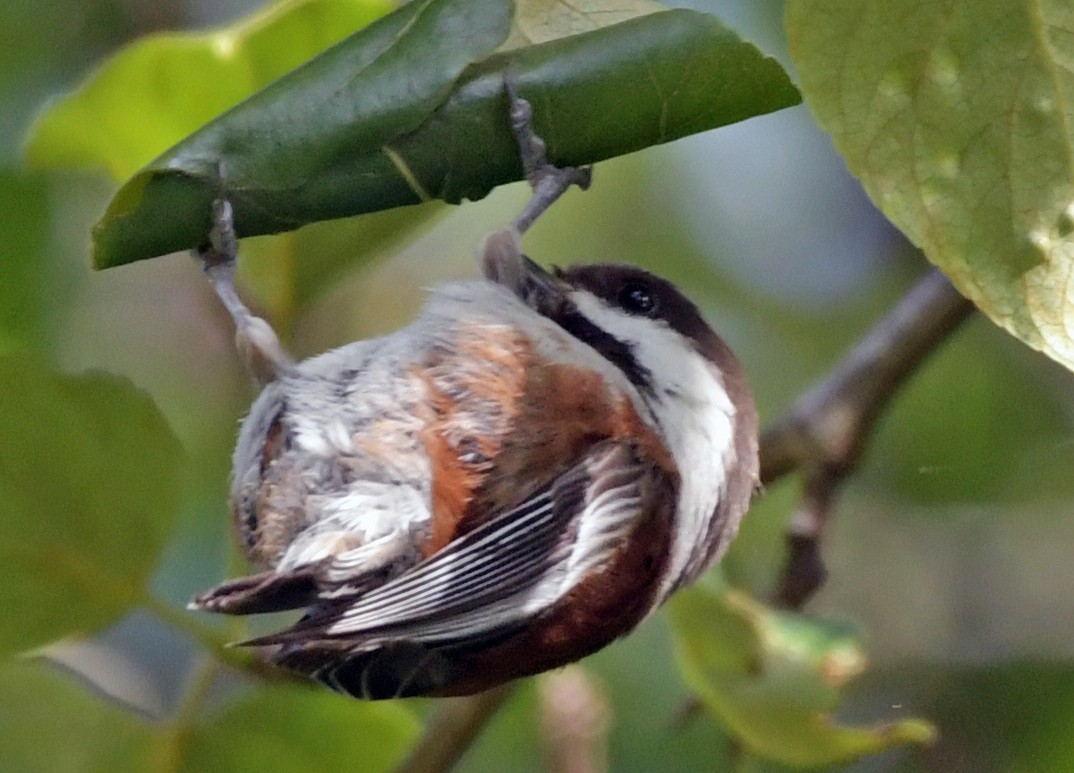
[508,0,667,44]
[668,577,935,767]
[786,0,1074,372]
[180,684,419,772]
[24,0,396,181]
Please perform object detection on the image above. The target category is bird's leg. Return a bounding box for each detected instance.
[505,77,592,235]
[481,78,592,288]
[197,197,293,385]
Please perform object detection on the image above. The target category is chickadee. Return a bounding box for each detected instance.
[192,83,759,699]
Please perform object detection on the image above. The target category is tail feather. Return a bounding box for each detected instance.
[189,567,322,614]
[275,641,457,700]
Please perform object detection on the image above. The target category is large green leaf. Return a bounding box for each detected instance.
[178,684,419,772]
[28,0,798,269]
[0,660,154,772]
[0,356,182,656]
[0,661,418,772]
[786,0,1074,371]
[0,172,50,354]
[92,0,513,269]
[668,576,935,767]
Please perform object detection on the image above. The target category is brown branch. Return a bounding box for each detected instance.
[763,268,975,607]
[678,267,974,724]
[393,684,515,773]
[539,667,609,773]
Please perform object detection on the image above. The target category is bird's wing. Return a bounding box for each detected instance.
[244,441,653,648]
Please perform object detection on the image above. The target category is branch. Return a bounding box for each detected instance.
[678,267,974,724]
[762,268,975,607]
[539,667,608,773]
[393,684,515,773]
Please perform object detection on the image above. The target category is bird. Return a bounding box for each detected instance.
[190,81,759,699]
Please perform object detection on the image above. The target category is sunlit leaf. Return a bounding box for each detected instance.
[24,0,396,181]
[786,0,1074,372]
[668,576,935,767]
[508,0,667,43]
[0,356,182,655]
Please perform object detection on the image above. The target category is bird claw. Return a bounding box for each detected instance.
[195,185,292,385]
[504,74,592,234]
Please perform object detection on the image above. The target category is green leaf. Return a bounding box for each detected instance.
[0,660,418,772]
[29,0,797,269]
[24,0,397,182]
[180,684,419,772]
[0,356,182,656]
[668,576,935,767]
[0,172,50,355]
[786,0,1074,372]
[0,659,154,772]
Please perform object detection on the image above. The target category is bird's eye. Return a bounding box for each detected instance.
[617,282,659,316]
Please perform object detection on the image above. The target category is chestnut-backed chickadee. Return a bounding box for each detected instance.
[191,82,759,699]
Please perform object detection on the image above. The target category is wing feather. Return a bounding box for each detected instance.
[237,441,665,699]
[244,442,645,652]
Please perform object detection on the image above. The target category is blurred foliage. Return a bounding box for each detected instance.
[670,575,932,764]
[1,0,1073,772]
[0,173,50,354]
[0,356,182,657]
[24,0,396,181]
[0,659,418,772]
[670,576,934,766]
[787,0,1074,373]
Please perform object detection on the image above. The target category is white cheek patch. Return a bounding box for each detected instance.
[570,291,737,598]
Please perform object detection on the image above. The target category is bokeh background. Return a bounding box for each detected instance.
[4,0,1074,770]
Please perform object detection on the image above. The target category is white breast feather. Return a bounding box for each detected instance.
[570,292,737,601]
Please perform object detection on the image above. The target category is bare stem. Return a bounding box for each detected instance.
[539,667,608,773]
[761,268,975,607]
[393,684,515,773]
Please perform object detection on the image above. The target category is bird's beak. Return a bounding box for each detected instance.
[480,227,569,317]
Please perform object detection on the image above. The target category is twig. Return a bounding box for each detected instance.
[393,684,515,773]
[762,268,975,607]
[539,667,608,773]
[677,267,974,725]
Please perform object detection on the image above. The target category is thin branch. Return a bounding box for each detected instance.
[393,684,515,773]
[677,267,975,724]
[761,268,974,486]
[539,667,608,773]
[762,268,975,607]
